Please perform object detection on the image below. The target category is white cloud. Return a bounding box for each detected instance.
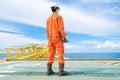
[80,40,100,45]
[0,0,119,36]
[97,41,120,49]
[78,0,113,3]
[64,40,120,53]
[64,44,86,53]
[0,24,21,33]
[0,32,46,49]
[79,40,120,52]
[65,44,85,49]
[0,0,52,27]
[62,6,118,36]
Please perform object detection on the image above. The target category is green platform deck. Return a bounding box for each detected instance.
[0,59,120,80]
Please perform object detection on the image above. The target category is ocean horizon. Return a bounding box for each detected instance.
[64,53,120,58]
[1,53,120,59]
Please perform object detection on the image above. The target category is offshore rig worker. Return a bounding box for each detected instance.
[46,5,69,76]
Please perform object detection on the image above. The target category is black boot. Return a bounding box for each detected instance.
[59,64,68,76]
[47,63,55,75]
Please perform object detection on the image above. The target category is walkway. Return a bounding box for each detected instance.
[0,59,120,80]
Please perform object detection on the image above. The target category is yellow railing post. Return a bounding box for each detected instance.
[6,49,10,61]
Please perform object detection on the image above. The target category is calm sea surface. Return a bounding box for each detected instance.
[65,53,120,58]
[1,53,120,59]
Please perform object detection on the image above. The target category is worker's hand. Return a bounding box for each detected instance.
[63,38,69,43]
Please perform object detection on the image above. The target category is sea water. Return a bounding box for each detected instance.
[64,53,120,58]
[0,54,6,59]
[1,53,120,59]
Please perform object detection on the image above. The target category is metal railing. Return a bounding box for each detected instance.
[5,44,48,61]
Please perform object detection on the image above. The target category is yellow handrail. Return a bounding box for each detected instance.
[6,44,48,61]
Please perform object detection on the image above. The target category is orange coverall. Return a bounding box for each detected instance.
[46,13,66,64]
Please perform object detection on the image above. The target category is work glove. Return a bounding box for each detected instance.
[60,33,69,43]
[62,38,69,43]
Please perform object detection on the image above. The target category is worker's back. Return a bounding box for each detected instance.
[46,13,60,41]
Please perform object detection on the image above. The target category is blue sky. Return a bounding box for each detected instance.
[0,0,120,53]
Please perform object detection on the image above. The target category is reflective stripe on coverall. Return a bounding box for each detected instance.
[46,13,66,64]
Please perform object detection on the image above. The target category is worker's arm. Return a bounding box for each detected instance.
[57,15,66,38]
[46,19,49,39]
[57,15,69,43]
